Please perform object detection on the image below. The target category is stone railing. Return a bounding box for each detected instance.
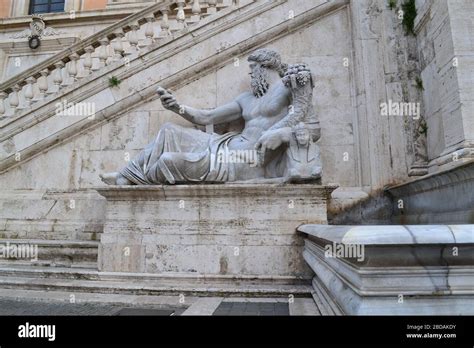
[0,0,237,118]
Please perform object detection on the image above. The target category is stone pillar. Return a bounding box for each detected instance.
[415,0,474,173]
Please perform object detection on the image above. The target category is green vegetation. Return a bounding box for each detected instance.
[108,76,121,88]
[415,77,424,91]
[388,0,397,10]
[402,0,417,35]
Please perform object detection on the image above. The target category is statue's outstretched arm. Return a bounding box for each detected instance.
[182,101,242,126]
[157,87,242,126]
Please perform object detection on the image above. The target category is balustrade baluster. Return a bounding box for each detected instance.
[98,38,111,68]
[160,8,171,37]
[49,61,64,94]
[191,0,202,21]
[208,0,217,14]
[112,30,125,62]
[69,53,80,82]
[35,69,49,101]
[24,77,37,107]
[127,22,140,55]
[83,46,94,76]
[9,85,21,112]
[143,16,156,47]
[176,0,187,30]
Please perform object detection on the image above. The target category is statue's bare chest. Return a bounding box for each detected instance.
[241,84,290,121]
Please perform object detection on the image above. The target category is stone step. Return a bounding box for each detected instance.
[0,230,101,242]
[0,276,312,298]
[0,265,100,280]
[0,239,99,268]
[0,264,310,284]
[0,265,312,297]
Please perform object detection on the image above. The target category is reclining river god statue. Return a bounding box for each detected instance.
[100,48,322,185]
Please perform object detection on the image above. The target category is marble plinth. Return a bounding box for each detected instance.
[298,224,474,315]
[96,184,337,279]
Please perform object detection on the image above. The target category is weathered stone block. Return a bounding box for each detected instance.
[96,184,337,278]
[299,224,474,315]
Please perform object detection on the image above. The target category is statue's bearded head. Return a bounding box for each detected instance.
[248,48,287,98]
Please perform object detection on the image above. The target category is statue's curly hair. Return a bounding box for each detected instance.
[248,48,288,77]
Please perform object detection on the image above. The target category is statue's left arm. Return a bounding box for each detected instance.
[157,87,242,126]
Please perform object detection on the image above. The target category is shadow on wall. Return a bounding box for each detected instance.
[328,189,394,225]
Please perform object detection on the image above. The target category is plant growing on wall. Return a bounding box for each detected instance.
[108,76,121,88]
[415,77,424,90]
[401,0,417,35]
[388,0,397,10]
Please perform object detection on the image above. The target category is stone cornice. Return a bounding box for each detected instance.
[298,224,473,245]
[95,183,338,200]
[386,160,474,197]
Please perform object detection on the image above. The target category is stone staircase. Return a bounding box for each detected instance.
[0,264,313,297]
[0,189,104,270]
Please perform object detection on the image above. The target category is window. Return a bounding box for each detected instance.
[29,0,65,14]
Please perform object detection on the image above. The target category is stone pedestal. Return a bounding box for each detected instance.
[298,224,474,315]
[96,184,337,279]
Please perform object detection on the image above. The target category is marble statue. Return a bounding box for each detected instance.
[100,49,322,185]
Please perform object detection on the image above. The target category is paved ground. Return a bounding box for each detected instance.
[0,289,319,316]
[213,301,289,316]
[0,299,184,316]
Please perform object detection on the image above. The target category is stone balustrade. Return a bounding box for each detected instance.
[0,0,238,118]
[298,224,474,315]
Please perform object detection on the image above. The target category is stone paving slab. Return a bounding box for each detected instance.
[213,301,290,316]
[0,288,196,307]
[0,299,182,316]
[181,297,223,316]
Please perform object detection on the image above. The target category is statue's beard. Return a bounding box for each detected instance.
[250,66,269,98]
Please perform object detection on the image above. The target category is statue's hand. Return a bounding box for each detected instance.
[157,86,179,111]
[255,128,292,159]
